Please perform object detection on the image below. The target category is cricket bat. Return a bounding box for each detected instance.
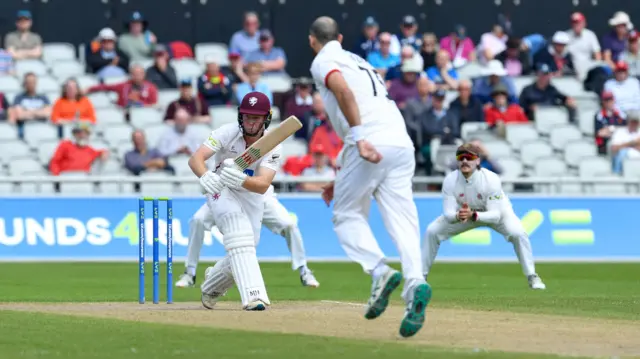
[233,116,303,170]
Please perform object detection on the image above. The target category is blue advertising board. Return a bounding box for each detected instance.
[0,196,639,261]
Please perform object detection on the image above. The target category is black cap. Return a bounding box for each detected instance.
[537,63,552,74]
[402,15,417,26]
[17,10,32,19]
[259,29,273,40]
[433,88,447,98]
[363,16,378,27]
[179,79,192,87]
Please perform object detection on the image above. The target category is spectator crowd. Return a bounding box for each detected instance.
[1,8,640,194]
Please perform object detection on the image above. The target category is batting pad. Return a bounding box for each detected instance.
[218,212,270,307]
[200,256,235,295]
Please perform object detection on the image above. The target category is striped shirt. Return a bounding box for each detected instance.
[0,49,13,75]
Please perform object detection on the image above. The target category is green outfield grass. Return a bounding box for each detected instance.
[0,262,638,359]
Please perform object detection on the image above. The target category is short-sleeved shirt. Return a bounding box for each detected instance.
[164,97,208,121]
[229,30,260,58]
[203,123,282,179]
[13,92,49,110]
[309,40,413,148]
[567,28,601,64]
[4,31,42,51]
[245,47,287,74]
[601,31,627,62]
[366,51,401,70]
[426,66,459,84]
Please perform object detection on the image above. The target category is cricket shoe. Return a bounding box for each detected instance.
[244,299,269,311]
[175,273,195,288]
[399,283,432,338]
[364,268,402,320]
[300,269,320,288]
[528,274,546,290]
[201,291,226,309]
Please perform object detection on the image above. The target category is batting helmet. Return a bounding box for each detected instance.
[237,92,273,133]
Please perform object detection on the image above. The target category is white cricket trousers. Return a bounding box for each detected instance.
[423,212,536,277]
[332,145,423,282]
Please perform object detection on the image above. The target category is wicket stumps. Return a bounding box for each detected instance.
[138,197,173,304]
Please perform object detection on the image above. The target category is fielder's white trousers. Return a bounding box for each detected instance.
[185,197,308,272]
[332,145,424,283]
[423,212,536,277]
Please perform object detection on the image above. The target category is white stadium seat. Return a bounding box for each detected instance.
[42,43,76,64]
[88,92,115,109]
[96,108,126,125]
[195,43,229,66]
[36,76,60,93]
[578,109,596,136]
[482,140,512,159]
[130,107,163,128]
[210,106,238,129]
[168,155,192,175]
[171,59,203,81]
[8,158,44,175]
[75,74,100,92]
[564,140,597,165]
[51,60,85,81]
[623,158,640,178]
[0,75,21,93]
[534,106,569,135]
[549,126,582,150]
[0,140,32,162]
[23,122,59,147]
[512,76,535,95]
[496,157,523,178]
[261,74,293,93]
[158,89,180,109]
[0,123,18,141]
[102,124,134,144]
[505,124,539,150]
[144,124,170,147]
[578,156,612,177]
[534,157,567,176]
[36,140,59,164]
[461,122,489,141]
[520,140,553,167]
[280,139,308,159]
[15,59,48,78]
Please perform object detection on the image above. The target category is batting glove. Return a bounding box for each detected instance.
[220,158,247,190]
[199,171,224,195]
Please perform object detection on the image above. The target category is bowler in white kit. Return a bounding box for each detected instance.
[309,16,431,338]
[188,91,281,311]
[174,187,320,289]
[423,143,546,290]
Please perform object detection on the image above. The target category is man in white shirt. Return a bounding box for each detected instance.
[610,112,640,173]
[604,61,640,112]
[423,144,546,290]
[156,108,202,157]
[566,12,602,80]
[309,16,430,338]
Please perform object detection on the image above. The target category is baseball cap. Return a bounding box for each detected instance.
[402,15,417,26]
[228,50,241,59]
[130,11,145,22]
[239,92,271,116]
[601,91,614,100]
[491,83,509,96]
[433,88,447,98]
[98,28,117,41]
[571,12,586,23]
[537,63,552,74]
[456,143,480,157]
[363,16,378,27]
[72,122,92,134]
[552,31,570,45]
[154,44,168,54]
[311,144,326,154]
[17,10,32,19]
[179,79,192,87]
[614,60,629,72]
[454,24,466,39]
[259,29,273,41]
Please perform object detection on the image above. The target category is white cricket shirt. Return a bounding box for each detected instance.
[441,168,513,224]
[310,40,413,148]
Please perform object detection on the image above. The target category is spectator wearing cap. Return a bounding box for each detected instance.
[484,84,528,137]
[221,51,248,85]
[87,64,158,109]
[417,89,461,173]
[308,113,343,162]
[390,15,423,55]
[403,77,436,144]
[520,33,547,63]
[352,17,380,59]
[235,62,273,105]
[602,11,634,67]
[471,60,518,105]
[385,45,423,82]
[164,79,210,123]
[367,32,401,78]
[156,108,201,157]
[245,30,287,74]
[51,79,96,125]
[145,45,178,90]
[299,92,328,142]
[610,111,640,174]
[299,144,336,192]
[426,50,459,90]
[595,91,626,155]
[118,11,157,62]
[450,79,484,125]
[603,61,640,112]
[420,33,438,70]
[533,31,574,76]
[198,60,233,107]
[477,24,508,63]
[519,63,576,122]
[229,12,261,58]
[125,130,173,176]
[283,78,314,121]
[49,123,108,176]
[439,25,476,68]
[4,10,42,60]
[87,28,130,79]
[495,37,531,76]
[388,58,421,109]
[566,12,602,80]
[12,72,51,137]
[620,33,640,78]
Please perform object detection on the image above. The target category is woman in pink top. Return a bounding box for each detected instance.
[439,25,476,68]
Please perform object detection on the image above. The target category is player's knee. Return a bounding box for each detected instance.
[425,222,441,239]
[218,212,255,251]
[189,215,205,228]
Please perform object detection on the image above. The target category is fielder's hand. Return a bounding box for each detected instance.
[457,203,472,222]
[357,140,382,163]
[220,158,247,190]
[321,181,335,207]
[199,171,224,195]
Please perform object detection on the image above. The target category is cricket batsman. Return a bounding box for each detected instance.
[188,91,281,311]
[174,189,320,289]
[309,16,430,338]
[422,143,546,290]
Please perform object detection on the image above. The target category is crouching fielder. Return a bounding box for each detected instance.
[189,91,280,311]
[423,143,546,290]
[175,188,320,288]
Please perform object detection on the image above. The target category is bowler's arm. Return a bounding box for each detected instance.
[242,167,276,194]
[189,145,215,177]
[325,71,361,128]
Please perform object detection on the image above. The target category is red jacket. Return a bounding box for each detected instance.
[49,140,104,175]
[484,104,529,126]
[308,123,343,160]
[88,80,158,108]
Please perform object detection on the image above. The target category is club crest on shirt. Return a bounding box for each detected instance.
[477,194,482,200]
[459,193,464,197]
[213,193,220,201]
